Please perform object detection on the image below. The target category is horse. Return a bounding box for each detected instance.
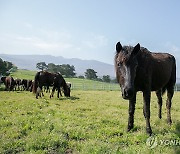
[33,71,70,99]
[14,78,21,91]
[1,76,15,91]
[115,42,176,135]
[21,79,28,90]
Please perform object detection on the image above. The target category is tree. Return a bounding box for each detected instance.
[36,62,48,71]
[96,77,103,82]
[78,75,85,79]
[60,64,76,77]
[46,63,76,78]
[102,75,111,83]
[47,63,58,73]
[0,58,15,75]
[85,69,98,80]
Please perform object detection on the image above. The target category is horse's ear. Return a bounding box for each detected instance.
[116,42,122,53]
[132,43,140,56]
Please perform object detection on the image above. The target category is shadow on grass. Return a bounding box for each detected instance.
[56,96,80,101]
[68,96,80,100]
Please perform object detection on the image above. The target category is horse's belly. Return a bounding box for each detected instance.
[151,70,172,90]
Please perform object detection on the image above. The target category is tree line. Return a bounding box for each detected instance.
[36,62,117,83]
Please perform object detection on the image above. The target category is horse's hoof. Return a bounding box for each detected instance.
[167,119,172,125]
[146,127,152,136]
[127,125,133,132]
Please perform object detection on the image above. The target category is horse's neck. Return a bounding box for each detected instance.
[62,80,67,89]
[137,50,152,67]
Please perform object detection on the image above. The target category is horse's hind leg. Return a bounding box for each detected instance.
[50,87,56,98]
[156,90,162,119]
[57,87,60,98]
[166,86,174,125]
[36,87,42,99]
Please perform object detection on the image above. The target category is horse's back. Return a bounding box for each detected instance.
[151,52,176,90]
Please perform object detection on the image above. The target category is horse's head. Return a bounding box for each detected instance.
[64,85,70,97]
[1,76,6,83]
[115,42,140,100]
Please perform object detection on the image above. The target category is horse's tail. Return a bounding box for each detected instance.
[33,72,40,93]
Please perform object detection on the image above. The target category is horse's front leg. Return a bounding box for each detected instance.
[36,87,41,99]
[143,90,152,135]
[59,87,62,97]
[127,92,136,132]
[50,87,56,98]
[57,87,60,98]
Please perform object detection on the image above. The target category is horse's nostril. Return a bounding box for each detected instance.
[124,88,133,98]
[124,89,128,97]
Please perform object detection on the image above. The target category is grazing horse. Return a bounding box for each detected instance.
[1,76,15,91]
[115,42,176,135]
[33,71,70,99]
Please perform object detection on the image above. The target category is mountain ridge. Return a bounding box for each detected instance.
[0,54,115,77]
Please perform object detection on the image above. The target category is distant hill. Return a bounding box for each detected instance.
[0,54,115,77]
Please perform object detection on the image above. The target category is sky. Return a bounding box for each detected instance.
[0,0,180,76]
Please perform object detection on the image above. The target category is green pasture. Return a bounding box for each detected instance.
[0,69,179,153]
[0,89,179,153]
[11,69,37,80]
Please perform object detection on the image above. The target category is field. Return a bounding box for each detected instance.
[0,70,180,153]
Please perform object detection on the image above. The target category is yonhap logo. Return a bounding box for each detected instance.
[146,136,180,148]
[146,136,158,149]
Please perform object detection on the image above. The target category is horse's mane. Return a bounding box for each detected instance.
[122,45,150,55]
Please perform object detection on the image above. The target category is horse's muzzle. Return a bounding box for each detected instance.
[122,88,134,100]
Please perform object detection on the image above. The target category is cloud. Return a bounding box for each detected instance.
[14,35,73,56]
[83,34,108,49]
[16,36,39,41]
[40,29,72,41]
[0,28,110,63]
[34,42,72,51]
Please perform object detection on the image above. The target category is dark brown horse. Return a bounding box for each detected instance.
[33,71,70,99]
[115,42,176,135]
[1,76,15,91]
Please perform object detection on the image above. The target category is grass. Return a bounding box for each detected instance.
[11,69,37,80]
[0,89,179,153]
